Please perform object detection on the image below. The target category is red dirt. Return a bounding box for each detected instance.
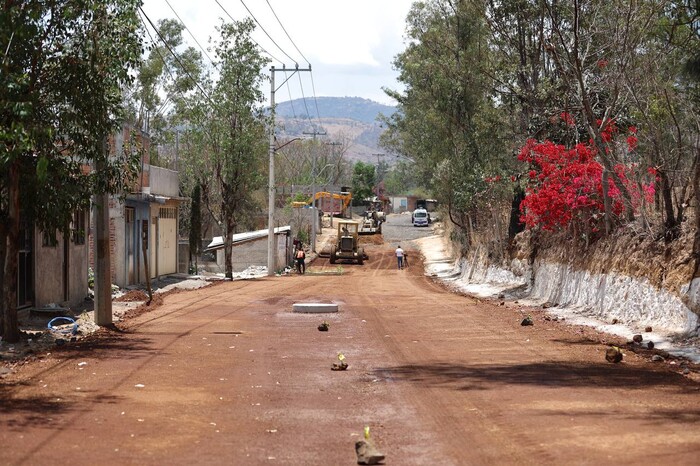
[2,243,699,465]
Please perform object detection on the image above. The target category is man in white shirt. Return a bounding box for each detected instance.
[395,245,404,270]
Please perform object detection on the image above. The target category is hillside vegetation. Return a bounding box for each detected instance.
[382,1,700,327]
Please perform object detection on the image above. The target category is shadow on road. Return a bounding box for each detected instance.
[375,361,698,392]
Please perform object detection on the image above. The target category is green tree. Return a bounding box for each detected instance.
[177,18,269,279]
[351,161,376,204]
[1,1,142,342]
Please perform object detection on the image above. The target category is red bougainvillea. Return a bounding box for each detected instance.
[517,136,655,232]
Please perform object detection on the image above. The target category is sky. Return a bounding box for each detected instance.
[140,0,416,106]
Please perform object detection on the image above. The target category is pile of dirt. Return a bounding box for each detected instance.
[114,290,150,302]
[359,234,385,246]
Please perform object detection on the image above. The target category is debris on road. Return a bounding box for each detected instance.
[332,353,348,371]
[521,315,534,326]
[606,346,623,363]
[355,426,385,465]
[318,321,330,332]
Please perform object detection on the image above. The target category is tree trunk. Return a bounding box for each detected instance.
[224,216,234,280]
[141,228,152,305]
[0,221,5,335]
[658,170,679,239]
[2,161,21,343]
[601,168,613,235]
[692,147,700,280]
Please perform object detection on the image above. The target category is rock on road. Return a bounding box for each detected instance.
[2,214,699,465]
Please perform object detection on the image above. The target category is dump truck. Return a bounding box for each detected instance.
[330,220,365,265]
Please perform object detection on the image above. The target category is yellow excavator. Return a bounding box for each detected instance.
[292,191,352,218]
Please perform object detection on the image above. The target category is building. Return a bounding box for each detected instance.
[89,126,185,288]
[204,226,292,273]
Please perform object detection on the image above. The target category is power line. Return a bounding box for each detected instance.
[236,0,298,65]
[284,70,297,118]
[213,0,284,64]
[296,72,313,128]
[139,7,213,105]
[163,0,217,69]
[138,10,191,119]
[309,71,322,122]
[265,0,309,65]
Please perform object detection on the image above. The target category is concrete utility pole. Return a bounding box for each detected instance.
[268,65,312,276]
[94,137,112,326]
[302,130,327,253]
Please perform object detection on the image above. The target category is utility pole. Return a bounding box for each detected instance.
[303,129,327,253]
[94,136,112,326]
[268,65,311,276]
[325,141,342,228]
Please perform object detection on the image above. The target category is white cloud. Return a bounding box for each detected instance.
[141,0,413,105]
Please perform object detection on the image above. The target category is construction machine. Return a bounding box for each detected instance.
[330,220,366,265]
[359,210,382,235]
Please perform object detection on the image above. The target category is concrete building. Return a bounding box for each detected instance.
[15,211,89,310]
[89,126,185,288]
[205,226,292,273]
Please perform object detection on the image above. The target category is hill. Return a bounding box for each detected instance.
[275,96,396,124]
[274,97,396,163]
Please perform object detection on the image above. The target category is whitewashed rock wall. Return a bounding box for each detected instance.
[456,252,699,336]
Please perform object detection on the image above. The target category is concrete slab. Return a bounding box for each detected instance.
[292,303,339,313]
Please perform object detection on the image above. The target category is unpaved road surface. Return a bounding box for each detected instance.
[2,224,700,465]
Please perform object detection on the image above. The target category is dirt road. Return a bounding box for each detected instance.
[2,233,700,465]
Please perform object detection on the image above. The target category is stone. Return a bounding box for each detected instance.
[605,347,623,363]
[645,326,653,333]
[355,439,385,465]
[632,334,643,343]
[521,316,534,326]
[318,322,329,332]
[647,341,654,350]
[611,318,618,324]
[331,361,348,371]
[682,368,690,375]
[652,355,664,362]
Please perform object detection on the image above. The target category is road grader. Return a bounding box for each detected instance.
[330,220,367,265]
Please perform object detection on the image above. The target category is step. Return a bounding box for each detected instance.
[292,303,339,313]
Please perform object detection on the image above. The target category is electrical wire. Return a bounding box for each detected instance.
[236,0,298,65]
[213,0,284,65]
[265,0,309,65]
[139,7,214,105]
[309,71,323,122]
[138,9,188,120]
[163,0,217,69]
[284,70,297,119]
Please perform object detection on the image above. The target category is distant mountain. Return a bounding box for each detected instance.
[275,97,396,124]
[273,97,397,164]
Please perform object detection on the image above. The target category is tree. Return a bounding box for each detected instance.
[188,184,202,272]
[351,162,376,204]
[0,1,142,342]
[177,18,269,279]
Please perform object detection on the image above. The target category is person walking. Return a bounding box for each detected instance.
[295,245,306,274]
[395,245,404,270]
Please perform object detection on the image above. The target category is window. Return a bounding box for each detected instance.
[159,207,176,219]
[72,209,86,245]
[42,230,58,247]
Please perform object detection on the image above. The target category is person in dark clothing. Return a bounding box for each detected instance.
[295,245,306,274]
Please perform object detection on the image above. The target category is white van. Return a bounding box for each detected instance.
[412,208,430,227]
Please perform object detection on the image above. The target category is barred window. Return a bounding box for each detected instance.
[159,207,176,219]
[72,209,86,245]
